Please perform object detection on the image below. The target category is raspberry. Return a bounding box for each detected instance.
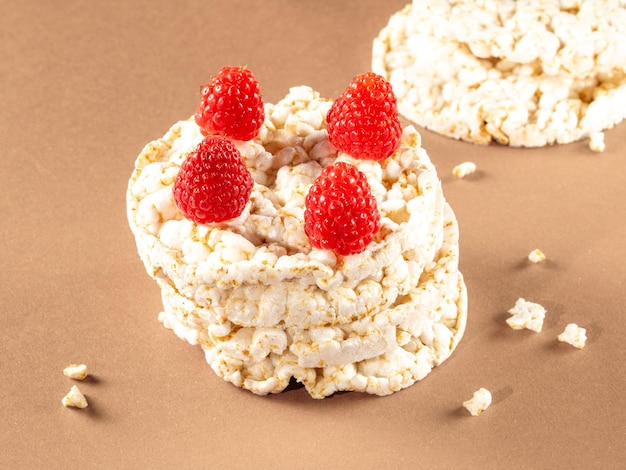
[195,66,265,141]
[327,72,402,161]
[304,162,380,256]
[173,136,254,224]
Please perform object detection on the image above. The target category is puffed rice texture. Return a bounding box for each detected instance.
[373,0,626,148]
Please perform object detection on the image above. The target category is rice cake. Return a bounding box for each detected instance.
[372,0,626,147]
[127,86,468,398]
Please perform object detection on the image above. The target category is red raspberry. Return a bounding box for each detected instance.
[304,162,380,256]
[195,66,265,141]
[173,136,254,224]
[327,72,402,161]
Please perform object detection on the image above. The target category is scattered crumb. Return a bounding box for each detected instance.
[452,161,477,178]
[63,364,88,380]
[528,248,546,264]
[61,385,88,409]
[506,297,546,332]
[558,323,587,349]
[463,388,492,416]
[588,132,605,153]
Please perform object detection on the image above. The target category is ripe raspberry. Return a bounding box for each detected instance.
[304,162,380,256]
[195,66,265,141]
[173,136,254,224]
[327,72,402,161]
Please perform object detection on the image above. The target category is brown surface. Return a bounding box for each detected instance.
[2,1,625,468]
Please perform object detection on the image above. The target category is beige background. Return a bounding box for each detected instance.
[2,1,625,468]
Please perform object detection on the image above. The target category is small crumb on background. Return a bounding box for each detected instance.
[63,364,88,380]
[452,161,477,178]
[588,132,605,153]
[62,385,88,409]
[463,388,492,416]
[506,298,546,332]
[558,323,587,349]
[528,248,546,264]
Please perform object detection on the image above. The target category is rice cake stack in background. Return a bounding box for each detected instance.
[373,0,626,148]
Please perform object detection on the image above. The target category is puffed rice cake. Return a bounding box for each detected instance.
[127,86,467,398]
[372,0,626,147]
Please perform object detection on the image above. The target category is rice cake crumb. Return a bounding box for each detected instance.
[61,385,88,409]
[63,364,88,380]
[528,248,546,264]
[506,298,546,333]
[588,132,606,153]
[452,161,477,178]
[463,388,492,416]
[558,323,587,349]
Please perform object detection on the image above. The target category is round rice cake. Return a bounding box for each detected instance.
[126,86,468,398]
[372,0,626,147]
